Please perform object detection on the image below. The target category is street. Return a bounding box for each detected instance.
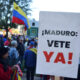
[21,73,63,80]
[21,73,41,80]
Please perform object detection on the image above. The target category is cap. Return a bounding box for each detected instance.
[29,41,35,46]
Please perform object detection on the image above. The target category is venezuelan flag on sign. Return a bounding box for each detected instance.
[12,2,30,29]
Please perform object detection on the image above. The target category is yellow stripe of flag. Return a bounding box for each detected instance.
[13,2,30,28]
[17,72,21,80]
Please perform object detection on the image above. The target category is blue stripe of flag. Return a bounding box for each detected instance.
[13,10,29,28]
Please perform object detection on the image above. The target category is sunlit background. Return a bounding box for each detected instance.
[31,0,80,21]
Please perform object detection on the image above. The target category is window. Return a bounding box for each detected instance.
[32,22,35,26]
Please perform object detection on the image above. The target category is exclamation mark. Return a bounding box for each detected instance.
[68,53,73,64]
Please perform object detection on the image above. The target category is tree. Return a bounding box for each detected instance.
[0,0,31,38]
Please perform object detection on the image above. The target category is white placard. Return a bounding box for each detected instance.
[36,11,80,78]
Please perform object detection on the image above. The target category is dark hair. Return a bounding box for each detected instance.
[0,46,9,58]
[0,46,9,72]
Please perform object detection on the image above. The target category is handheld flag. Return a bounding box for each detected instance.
[12,64,23,80]
[12,2,30,29]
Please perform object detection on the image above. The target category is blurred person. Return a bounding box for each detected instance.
[3,35,7,43]
[9,40,19,67]
[17,37,25,65]
[34,40,38,49]
[43,75,48,80]
[27,40,31,48]
[31,38,35,42]
[22,35,26,43]
[0,36,4,47]
[4,38,11,46]
[24,38,28,51]
[24,41,37,80]
[16,35,20,42]
[0,46,17,80]
[27,39,35,49]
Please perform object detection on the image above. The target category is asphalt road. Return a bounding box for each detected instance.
[21,73,41,80]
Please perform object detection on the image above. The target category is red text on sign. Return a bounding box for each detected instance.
[43,51,73,64]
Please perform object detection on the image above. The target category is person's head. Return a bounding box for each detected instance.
[0,46,9,59]
[11,40,17,47]
[0,46,9,72]
[19,37,24,43]
[29,41,35,47]
[31,38,35,42]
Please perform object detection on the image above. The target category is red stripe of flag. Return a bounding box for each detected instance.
[12,16,25,25]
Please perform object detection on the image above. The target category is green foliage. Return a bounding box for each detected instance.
[0,0,31,29]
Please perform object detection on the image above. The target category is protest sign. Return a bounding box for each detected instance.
[36,11,80,78]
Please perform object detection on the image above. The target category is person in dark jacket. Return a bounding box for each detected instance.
[24,41,37,80]
[9,40,19,67]
[0,36,4,47]
[17,37,25,65]
[0,46,16,80]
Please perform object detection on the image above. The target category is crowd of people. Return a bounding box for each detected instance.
[0,35,37,80]
[0,34,80,80]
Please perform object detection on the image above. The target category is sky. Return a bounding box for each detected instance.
[30,0,80,21]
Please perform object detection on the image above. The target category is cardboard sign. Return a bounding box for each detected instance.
[36,11,80,78]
